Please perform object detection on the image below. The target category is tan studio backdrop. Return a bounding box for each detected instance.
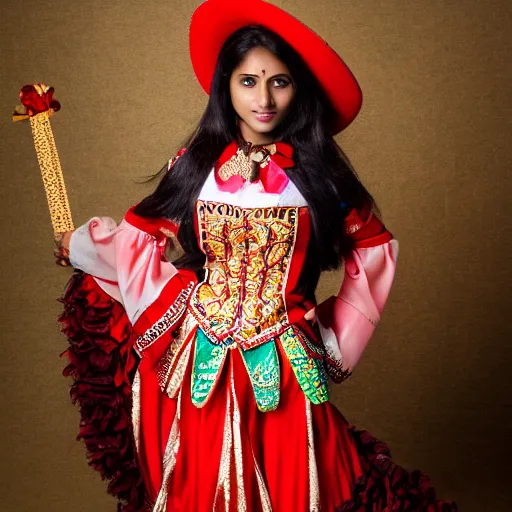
[1,0,511,510]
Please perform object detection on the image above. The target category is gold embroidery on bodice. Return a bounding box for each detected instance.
[190,201,298,349]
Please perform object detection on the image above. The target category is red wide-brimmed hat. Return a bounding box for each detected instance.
[189,0,362,133]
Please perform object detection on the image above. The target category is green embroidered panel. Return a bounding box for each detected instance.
[240,341,280,412]
[191,328,227,407]
[190,326,328,410]
[279,327,329,404]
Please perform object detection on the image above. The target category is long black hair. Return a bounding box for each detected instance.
[134,25,378,295]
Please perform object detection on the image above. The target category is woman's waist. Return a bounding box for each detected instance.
[187,291,319,353]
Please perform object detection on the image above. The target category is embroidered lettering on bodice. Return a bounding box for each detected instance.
[190,200,298,349]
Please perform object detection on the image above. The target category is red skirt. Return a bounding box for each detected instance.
[135,325,456,512]
[60,272,457,512]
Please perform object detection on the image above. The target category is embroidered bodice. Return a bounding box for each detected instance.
[190,201,299,348]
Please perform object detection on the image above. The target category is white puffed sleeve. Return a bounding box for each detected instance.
[69,213,179,325]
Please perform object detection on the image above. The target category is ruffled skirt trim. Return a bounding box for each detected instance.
[58,271,148,511]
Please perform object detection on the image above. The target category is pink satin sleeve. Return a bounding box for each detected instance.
[316,239,399,374]
[69,216,178,325]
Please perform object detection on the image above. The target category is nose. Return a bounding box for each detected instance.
[257,83,274,109]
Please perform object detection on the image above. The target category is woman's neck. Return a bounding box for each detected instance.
[237,121,275,146]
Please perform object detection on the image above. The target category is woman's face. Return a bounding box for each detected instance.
[229,46,295,145]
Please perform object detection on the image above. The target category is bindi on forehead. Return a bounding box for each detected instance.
[262,69,266,75]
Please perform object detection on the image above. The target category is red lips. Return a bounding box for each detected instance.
[254,112,276,122]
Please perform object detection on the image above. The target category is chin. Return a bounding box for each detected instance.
[250,122,277,134]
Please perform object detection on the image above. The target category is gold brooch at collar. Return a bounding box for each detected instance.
[218,143,277,183]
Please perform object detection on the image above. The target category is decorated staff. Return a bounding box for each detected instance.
[13,84,74,265]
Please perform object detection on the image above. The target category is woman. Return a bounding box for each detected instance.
[56,1,457,510]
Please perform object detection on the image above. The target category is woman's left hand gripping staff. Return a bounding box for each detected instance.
[54,230,74,266]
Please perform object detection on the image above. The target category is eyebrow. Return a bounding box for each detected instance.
[238,73,291,80]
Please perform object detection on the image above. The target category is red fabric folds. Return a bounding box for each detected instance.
[19,83,61,115]
[333,427,458,512]
[57,271,457,511]
[57,271,147,512]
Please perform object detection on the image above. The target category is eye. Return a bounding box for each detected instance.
[241,76,256,87]
[273,78,291,88]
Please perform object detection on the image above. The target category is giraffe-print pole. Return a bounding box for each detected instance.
[29,110,74,233]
